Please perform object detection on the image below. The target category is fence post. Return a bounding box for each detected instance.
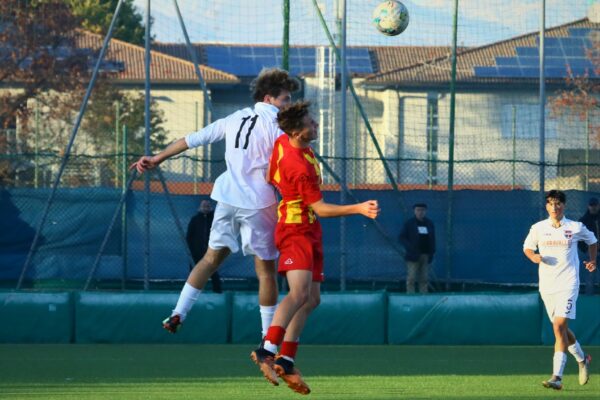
[34,100,40,189]
[115,101,121,188]
[586,110,590,192]
[512,105,517,190]
[121,125,128,290]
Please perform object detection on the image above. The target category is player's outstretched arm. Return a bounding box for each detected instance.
[129,138,189,174]
[310,199,380,219]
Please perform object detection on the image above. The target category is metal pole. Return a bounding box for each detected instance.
[121,125,128,290]
[143,0,151,291]
[512,105,516,190]
[586,110,590,192]
[172,0,214,117]
[428,102,434,189]
[155,168,196,267]
[17,0,125,289]
[338,0,347,291]
[282,0,290,71]
[84,170,138,290]
[445,0,459,292]
[34,100,39,189]
[115,101,120,188]
[539,0,546,217]
[194,101,198,195]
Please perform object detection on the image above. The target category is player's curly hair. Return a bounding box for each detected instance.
[546,189,566,204]
[250,68,300,102]
[277,101,311,134]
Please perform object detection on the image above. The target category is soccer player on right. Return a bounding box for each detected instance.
[250,101,380,394]
[523,190,597,390]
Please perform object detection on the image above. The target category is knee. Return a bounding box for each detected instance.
[200,252,221,272]
[307,294,321,311]
[288,289,310,307]
[552,321,567,337]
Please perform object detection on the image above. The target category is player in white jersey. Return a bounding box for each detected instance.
[130,68,300,338]
[523,190,597,390]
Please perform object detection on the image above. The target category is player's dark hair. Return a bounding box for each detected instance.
[250,68,300,102]
[413,203,427,209]
[277,101,311,134]
[546,190,566,204]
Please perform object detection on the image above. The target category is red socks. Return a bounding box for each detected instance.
[280,341,299,359]
[265,326,286,345]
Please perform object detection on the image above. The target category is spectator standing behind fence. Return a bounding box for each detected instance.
[578,197,600,295]
[399,203,435,294]
[186,200,222,293]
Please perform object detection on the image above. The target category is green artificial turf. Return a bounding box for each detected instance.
[0,344,598,399]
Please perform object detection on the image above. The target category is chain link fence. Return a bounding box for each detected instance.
[2,0,600,292]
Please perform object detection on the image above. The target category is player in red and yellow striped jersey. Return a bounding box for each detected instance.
[251,101,379,394]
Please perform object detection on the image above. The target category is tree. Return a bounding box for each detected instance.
[68,0,148,46]
[0,0,87,129]
[0,0,165,187]
[551,32,600,135]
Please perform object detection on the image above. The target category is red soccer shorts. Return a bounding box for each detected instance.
[275,224,324,282]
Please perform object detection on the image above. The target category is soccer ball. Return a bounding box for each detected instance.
[372,1,410,37]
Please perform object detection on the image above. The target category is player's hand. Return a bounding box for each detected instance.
[360,200,380,219]
[584,260,596,272]
[129,155,159,174]
[530,254,543,264]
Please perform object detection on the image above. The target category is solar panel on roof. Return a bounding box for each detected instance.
[516,47,538,57]
[545,47,564,57]
[545,57,566,67]
[521,67,538,77]
[473,66,498,77]
[569,28,592,37]
[497,66,522,77]
[518,56,539,66]
[496,57,518,66]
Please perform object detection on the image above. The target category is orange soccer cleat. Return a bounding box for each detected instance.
[273,356,311,395]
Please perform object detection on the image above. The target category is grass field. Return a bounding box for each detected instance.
[0,344,598,399]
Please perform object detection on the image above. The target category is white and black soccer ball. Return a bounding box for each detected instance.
[372,0,410,37]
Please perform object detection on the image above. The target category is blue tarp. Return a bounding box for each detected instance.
[1,187,597,284]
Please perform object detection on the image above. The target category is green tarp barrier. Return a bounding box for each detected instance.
[75,292,229,344]
[0,291,72,343]
[541,295,600,345]
[231,292,387,344]
[388,293,542,345]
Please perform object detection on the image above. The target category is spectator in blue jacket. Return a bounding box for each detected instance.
[399,203,435,293]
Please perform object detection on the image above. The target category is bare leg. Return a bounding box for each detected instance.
[283,282,321,342]
[187,247,230,289]
[270,270,312,328]
[553,317,569,353]
[255,256,278,306]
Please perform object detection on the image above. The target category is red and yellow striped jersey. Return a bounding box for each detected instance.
[268,134,322,227]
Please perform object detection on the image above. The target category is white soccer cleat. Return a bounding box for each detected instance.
[579,354,592,385]
[542,376,563,390]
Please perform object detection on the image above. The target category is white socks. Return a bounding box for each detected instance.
[263,340,279,354]
[172,282,202,321]
[260,305,277,337]
[553,352,567,378]
[568,341,585,363]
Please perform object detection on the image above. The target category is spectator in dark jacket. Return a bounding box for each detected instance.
[186,200,222,293]
[399,203,435,293]
[579,197,600,294]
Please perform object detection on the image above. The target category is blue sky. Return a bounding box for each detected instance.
[132,0,593,46]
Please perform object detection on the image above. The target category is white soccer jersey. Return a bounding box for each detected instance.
[185,102,283,209]
[523,217,597,294]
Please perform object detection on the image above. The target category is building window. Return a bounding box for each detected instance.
[426,96,438,185]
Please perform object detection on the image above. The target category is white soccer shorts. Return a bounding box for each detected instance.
[208,202,278,260]
[541,290,578,321]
